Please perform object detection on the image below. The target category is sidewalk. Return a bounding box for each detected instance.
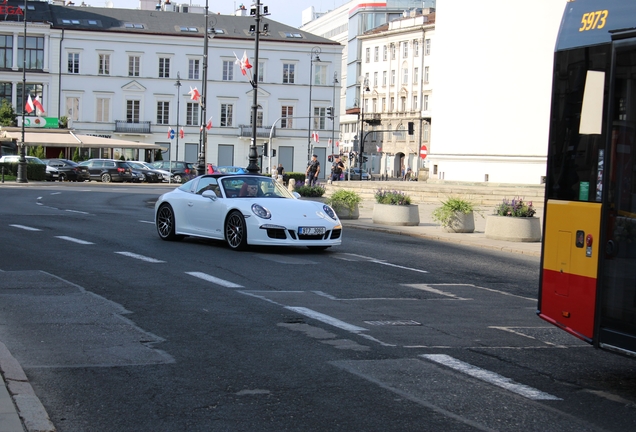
[340,199,542,257]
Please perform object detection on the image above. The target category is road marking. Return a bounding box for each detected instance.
[55,236,94,245]
[406,284,468,300]
[313,291,418,301]
[186,271,244,288]
[9,224,41,231]
[420,354,561,401]
[139,220,155,224]
[50,192,61,195]
[334,253,428,273]
[284,306,368,333]
[114,251,165,263]
[65,209,90,215]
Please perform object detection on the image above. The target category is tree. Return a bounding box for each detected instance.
[59,150,64,158]
[155,149,163,161]
[0,99,16,127]
[72,147,80,162]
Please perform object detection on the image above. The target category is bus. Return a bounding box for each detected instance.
[538,0,636,357]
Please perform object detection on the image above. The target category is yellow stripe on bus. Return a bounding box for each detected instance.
[542,200,601,279]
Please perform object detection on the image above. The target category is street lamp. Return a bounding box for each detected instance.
[330,71,338,158]
[307,46,321,164]
[359,76,369,171]
[197,1,214,176]
[174,72,181,162]
[17,0,28,183]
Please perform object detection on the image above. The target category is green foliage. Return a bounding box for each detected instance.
[59,116,68,129]
[155,150,163,161]
[32,146,45,159]
[119,154,125,161]
[432,196,477,227]
[0,99,16,126]
[294,183,326,197]
[58,150,64,159]
[494,197,536,217]
[287,172,306,183]
[326,189,362,213]
[72,147,81,162]
[0,161,45,180]
[374,189,411,206]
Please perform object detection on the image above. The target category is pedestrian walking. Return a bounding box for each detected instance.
[306,154,320,186]
[276,163,285,182]
[331,155,344,182]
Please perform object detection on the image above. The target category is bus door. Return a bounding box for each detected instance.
[597,35,636,354]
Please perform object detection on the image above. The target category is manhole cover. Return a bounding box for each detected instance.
[364,320,422,326]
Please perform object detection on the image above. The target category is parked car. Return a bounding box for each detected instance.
[149,161,197,183]
[215,166,247,175]
[155,174,342,250]
[78,159,133,183]
[0,155,59,181]
[343,167,373,181]
[130,161,173,182]
[126,161,162,183]
[42,158,90,182]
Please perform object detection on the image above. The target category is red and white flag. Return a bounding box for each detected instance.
[25,94,34,114]
[336,140,340,147]
[33,96,45,114]
[328,138,332,145]
[312,131,319,143]
[206,116,213,131]
[179,127,184,139]
[376,145,382,152]
[167,127,173,139]
[188,86,200,102]
[234,51,252,76]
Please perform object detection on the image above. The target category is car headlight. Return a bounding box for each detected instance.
[323,205,337,220]
[251,204,271,219]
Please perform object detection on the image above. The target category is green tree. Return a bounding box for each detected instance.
[72,147,80,162]
[0,99,16,127]
[155,150,163,161]
[33,145,45,159]
[59,150,64,158]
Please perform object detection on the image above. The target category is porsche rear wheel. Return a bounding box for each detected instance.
[157,204,183,241]
[225,211,247,250]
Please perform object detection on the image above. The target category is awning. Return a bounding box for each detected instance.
[0,129,167,150]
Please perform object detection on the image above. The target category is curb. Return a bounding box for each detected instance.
[0,342,56,432]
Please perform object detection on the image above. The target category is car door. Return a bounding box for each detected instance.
[185,178,225,238]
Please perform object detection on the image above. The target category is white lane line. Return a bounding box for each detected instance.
[334,253,428,273]
[420,354,561,401]
[55,236,94,245]
[370,260,428,273]
[65,209,90,215]
[407,284,468,300]
[284,306,368,333]
[114,251,165,263]
[9,224,41,231]
[186,271,244,288]
[139,220,155,224]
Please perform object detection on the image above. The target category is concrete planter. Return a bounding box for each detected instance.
[485,215,541,242]
[372,203,420,226]
[443,211,475,233]
[331,203,360,220]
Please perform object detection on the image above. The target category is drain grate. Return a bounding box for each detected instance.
[364,320,422,326]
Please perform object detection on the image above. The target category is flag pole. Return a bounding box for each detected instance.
[17,0,28,183]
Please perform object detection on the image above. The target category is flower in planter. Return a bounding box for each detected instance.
[494,197,536,217]
[374,189,412,206]
[294,182,326,197]
[326,189,362,213]
[431,196,479,228]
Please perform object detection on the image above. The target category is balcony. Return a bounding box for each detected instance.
[115,120,151,134]
[238,124,276,138]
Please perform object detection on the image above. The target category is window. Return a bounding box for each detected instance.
[189,59,200,80]
[382,71,387,86]
[250,108,263,127]
[363,99,368,113]
[414,40,419,57]
[381,97,386,112]
[374,46,379,62]
[186,102,199,125]
[402,68,408,84]
[159,57,170,78]
[0,82,11,105]
[220,103,233,127]
[391,44,396,60]
[157,101,170,124]
[128,55,140,77]
[412,95,418,110]
[18,36,44,70]
[66,97,80,121]
[383,45,387,61]
[222,60,233,81]
[96,98,110,122]
[413,67,419,83]
[423,123,429,141]
[373,72,378,87]
[127,100,140,123]
[365,47,370,63]
[281,106,293,128]
[313,107,325,130]
[402,41,408,58]
[391,70,395,85]
[68,53,80,74]
[283,63,295,84]
[400,97,406,112]
[424,66,429,83]
[372,98,377,112]
[390,97,395,112]
[0,35,12,69]
[17,84,42,116]
[98,54,110,75]
[425,39,431,55]
[423,94,429,110]
[314,64,326,85]
[258,61,265,82]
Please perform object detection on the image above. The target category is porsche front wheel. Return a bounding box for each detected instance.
[225,211,248,250]
[156,204,183,241]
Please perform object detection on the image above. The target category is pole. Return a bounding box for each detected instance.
[246,1,263,173]
[175,72,181,162]
[359,79,366,172]
[197,0,210,176]
[17,0,28,183]
[306,47,321,165]
[331,72,337,158]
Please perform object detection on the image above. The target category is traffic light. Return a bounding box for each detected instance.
[408,121,415,135]
[328,155,333,162]
[327,106,334,120]
[262,141,268,156]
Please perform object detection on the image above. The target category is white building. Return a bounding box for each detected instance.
[0,2,343,177]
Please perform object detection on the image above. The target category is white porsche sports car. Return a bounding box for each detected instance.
[155,174,342,250]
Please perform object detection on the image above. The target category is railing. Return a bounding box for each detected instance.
[238,124,275,138]
[115,121,151,134]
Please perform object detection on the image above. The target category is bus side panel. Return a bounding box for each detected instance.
[539,200,602,341]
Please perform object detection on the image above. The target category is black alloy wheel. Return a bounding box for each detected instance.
[225,210,248,250]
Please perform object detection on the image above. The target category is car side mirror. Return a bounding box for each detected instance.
[292,191,301,199]
[201,190,218,201]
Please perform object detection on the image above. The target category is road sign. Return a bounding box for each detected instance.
[170,129,175,140]
[420,145,428,159]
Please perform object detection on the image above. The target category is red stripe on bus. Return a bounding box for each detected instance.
[539,268,596,340]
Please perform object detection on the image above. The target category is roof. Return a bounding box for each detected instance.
[2,1,339,46]
[0,128,167,150]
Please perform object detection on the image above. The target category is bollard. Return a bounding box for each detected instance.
[1,166,4,183]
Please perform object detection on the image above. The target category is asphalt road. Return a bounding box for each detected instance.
[0,183,635,431]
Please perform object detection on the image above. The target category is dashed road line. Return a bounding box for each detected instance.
[284,306,368,333]
[55,236,94,245]
[139,220,155,224]
[9,224,41,231]
[114,251,165,263]
[65,209,90,215]
[186,271,244,288]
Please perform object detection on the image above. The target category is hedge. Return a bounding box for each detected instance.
[0,162,46,181]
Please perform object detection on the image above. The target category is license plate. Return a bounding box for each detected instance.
[298,226,325,235]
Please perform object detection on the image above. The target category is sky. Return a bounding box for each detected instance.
[80,0,349,28]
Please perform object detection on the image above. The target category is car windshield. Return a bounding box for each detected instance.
[221,176,293,199]
[127,162,144,169]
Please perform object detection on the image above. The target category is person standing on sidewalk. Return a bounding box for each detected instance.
[306,155,320,186]
[331,155,344,182]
